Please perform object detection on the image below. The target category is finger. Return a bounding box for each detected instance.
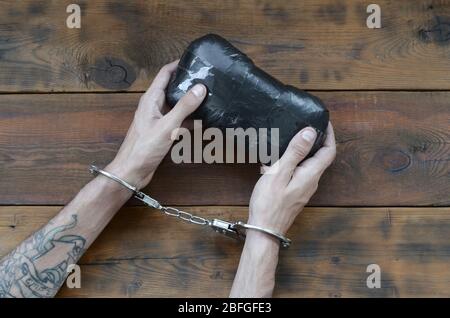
[274,127,317,182]
[139,60,179,115]
[147,60,179,93]
[323,122,336,149]
[293,122,336,178]
[164,83,207,127]
[260,160,281,175]
[139,88,166,116]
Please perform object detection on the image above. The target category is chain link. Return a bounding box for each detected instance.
[161,206,211,226]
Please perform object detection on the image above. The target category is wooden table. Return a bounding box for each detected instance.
[0,0,449,297]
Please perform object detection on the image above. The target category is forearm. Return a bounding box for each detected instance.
[0,171,132,298]
[230,231,280,298]
[0,61,206,298]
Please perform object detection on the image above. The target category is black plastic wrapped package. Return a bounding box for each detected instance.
[166,34,329,162]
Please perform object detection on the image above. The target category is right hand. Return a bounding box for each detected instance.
[247,122,336,237]
[106,61,207,190]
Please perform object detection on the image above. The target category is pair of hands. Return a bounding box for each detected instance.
[107,61,336,240]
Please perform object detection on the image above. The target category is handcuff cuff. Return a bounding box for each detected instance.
[89,164,291,248]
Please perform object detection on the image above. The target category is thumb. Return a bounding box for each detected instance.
[165,84,207,127]
[278,127,317,172]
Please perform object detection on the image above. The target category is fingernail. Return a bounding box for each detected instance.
[301,128,316,143]
[191,84,206,98]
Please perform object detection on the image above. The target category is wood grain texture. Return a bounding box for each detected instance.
[0,0,450,91]
[0,92,448,206]
[1,0,449,300]
[1,206,450,297]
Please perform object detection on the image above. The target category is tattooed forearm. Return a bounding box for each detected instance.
[0,214,86,298]
[0,168,135,297]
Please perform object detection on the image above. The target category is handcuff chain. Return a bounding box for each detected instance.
[89,164,291,248]
[161,206,211,226]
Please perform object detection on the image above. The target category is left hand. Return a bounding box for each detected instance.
[106,60,207,189]
[247,123,336,236]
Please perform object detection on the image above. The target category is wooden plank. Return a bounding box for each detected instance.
[0,92,448,206]
[1,206,450,297]
[0,0,450,91]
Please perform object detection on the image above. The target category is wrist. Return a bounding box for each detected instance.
[105,159,153,190]
[244,230,280,253]
[247,215,288,237]
[241,230,280,283]
[231,229,279,298]
[87,170,134,203]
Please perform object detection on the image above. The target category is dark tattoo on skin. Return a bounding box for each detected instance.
[0,214,86,298]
